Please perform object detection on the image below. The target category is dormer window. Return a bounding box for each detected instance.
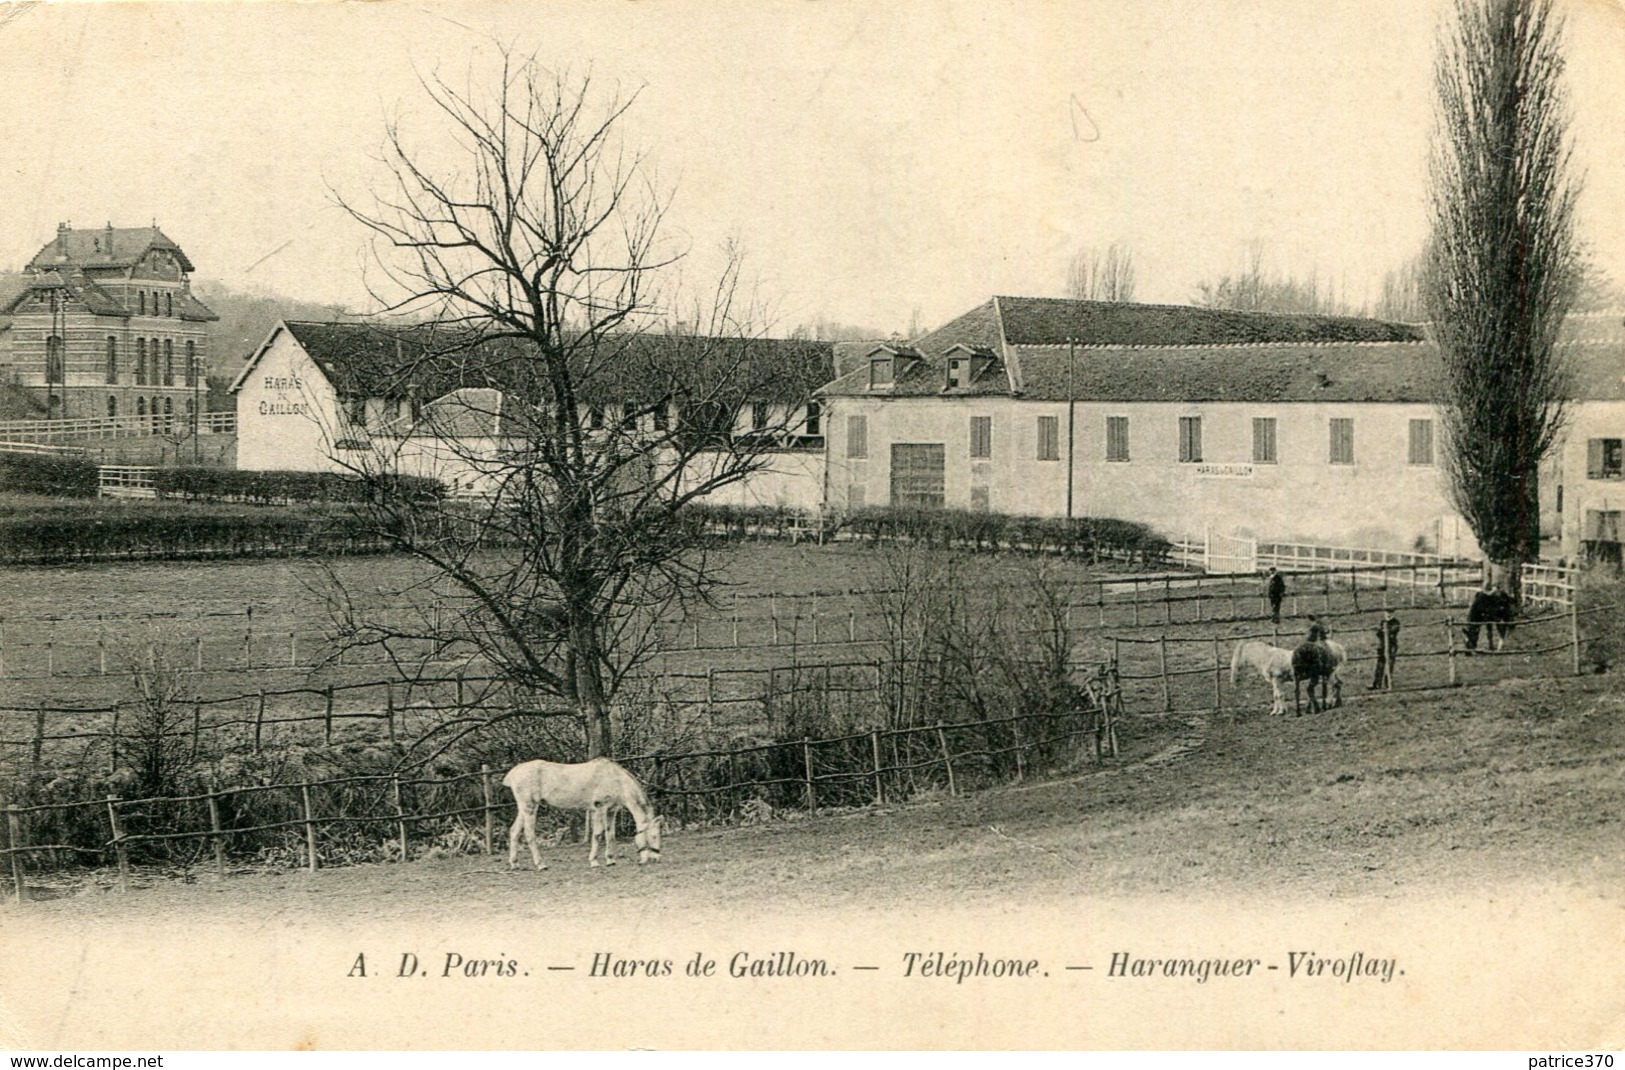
[947,358,968,388]
[869,357,893,389]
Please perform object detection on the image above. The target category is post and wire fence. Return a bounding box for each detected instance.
[0,664,1125,904]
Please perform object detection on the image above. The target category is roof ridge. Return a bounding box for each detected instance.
[1011,339,1430,351]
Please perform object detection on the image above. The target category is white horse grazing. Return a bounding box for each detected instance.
[1231,640,1295,716]
[1232,639,1348,716]
[503,758,663,870]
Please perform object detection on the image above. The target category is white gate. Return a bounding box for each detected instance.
[1204,527,1257,574]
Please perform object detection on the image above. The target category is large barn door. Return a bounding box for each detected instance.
[889,443,945,509]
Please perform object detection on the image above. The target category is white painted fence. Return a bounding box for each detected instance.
[0,412,235,441]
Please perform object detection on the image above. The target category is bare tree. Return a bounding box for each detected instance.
[329,54,822,757]
[1193,243,1352,315]
[1424,0,1581,594]
[1375,252,1429,323]
[1067,243,1137,302]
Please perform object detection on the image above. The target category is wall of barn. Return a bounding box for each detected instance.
[1551,400,1625,562]
[825,395,1469,552]
[233,332,346,472]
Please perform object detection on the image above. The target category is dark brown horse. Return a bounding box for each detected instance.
[1291,639,1346,715]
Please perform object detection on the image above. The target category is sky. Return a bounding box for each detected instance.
[2,0,1623,341]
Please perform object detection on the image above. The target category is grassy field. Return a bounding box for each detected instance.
[0,540,1594,778]
[3,667,1621,1048]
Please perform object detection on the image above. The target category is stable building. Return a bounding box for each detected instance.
[821,296,1469,553]
[0,223,217,422]
[231,320,833,508]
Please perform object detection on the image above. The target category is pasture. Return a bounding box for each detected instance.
[2,668,1621,1049]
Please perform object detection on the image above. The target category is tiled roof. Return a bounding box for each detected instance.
[27,225,194,273]
[822,334,1625,404]
[0,270,129,318]
[244,321,834,406]
[1012,342,1439,403]
[908,297,1422,356]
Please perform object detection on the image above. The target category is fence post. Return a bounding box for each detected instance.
[733,596,740,647]
[31,703,45,778]
[206,781,226,878]
[1194,575,1204,622]
[1211,637,1222,711]
[1350,566,1360,611]
[254,690,266,753]
[324,687,335,745]
[1158,635,1171,711]
[289,631,297,668]
[802,738,816,813]
[190,701,202,762]
[1571,600,1582,676]
[706,668,716,708]
[194,635,204,673]
[106,796,130,893]
[870,729,884,806]
[301,782,319,872]
[1097,580,1106,626]
[1132,579,1140,626]
[480,765,495,855]
[109,703,120,775]
[936,725,958,796]
[1011,718,1026,781]
[387,684,397,745]
[1446,620,1458,687]
[7,804,25,906]
[392,774,409,864]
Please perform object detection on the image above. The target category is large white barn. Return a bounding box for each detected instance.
[231,303,1625,564]
[230,320,834,508]
[819,298,1625,561]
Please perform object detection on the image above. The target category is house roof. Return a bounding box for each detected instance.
[0,267,217,322]
[26,225,195,274]
[823,338,1625,404]
[910,296,1424,357]
[233,320,835,407]
[0,270,131,318]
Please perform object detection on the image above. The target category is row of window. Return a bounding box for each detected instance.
[582,401,824,437]
[105,395,198,419]
[135,289,177,318]
[844,414,1437,467]
[101,336,199,386]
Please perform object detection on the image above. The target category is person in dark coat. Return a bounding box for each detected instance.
[1266,567,1286,624]
[1371,610,1401,690]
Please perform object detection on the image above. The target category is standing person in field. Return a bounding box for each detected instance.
[1266,567,1287,624]
[1371,609,1401,690]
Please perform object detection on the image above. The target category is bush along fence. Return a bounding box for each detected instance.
[0,560,1494,683]
[0,666,1124,903]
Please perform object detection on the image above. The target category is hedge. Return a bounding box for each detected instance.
[0,503,390,564]
[837,507,1171,565]
[0,452,99,498]
[152,467,444,505]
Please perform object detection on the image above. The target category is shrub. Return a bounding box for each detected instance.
[153,467,444,505]
[0,452,98,497]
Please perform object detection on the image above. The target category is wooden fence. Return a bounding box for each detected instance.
[0,668,1123,903]
[1105,599,1596,716]
[0,412,235,441]
[0,561,1490,683]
